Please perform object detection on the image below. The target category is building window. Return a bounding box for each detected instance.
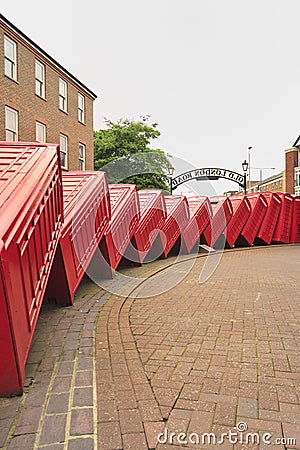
[79,143,85,170]
[35,60,45,98]
[78,93,85,123]
[60,133,68,169]
[4,36,17,80]
[295,169,300,188]
[36,121,46,142]
[5,106,18,141]
[59,78,67,112]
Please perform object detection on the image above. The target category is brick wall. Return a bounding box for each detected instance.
[0,20,95,171]
[285,148,298,194]
[247,174,284,193]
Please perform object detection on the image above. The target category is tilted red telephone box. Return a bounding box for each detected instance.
[0,142,63,396]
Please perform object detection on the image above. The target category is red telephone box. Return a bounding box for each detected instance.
[0,142,63,396]
[45,171,110,305]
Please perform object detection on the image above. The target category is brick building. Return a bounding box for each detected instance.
[247,172,285,194]
[0,14,97,171]
[285,137,300,195]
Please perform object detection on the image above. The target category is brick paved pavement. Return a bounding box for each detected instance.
[0,245,299,449]
[96,246,300,449]
[0,280,111,450]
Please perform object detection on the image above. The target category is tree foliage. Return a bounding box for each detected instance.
[94,116,170,191]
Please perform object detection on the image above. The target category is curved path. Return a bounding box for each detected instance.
[0,245,299,449]
[96,246,300,449]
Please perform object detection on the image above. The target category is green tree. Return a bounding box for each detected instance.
[94,116,171,191]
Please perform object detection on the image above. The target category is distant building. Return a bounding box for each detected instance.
[246,135,300,195]
[246,180,260,193]
[0,14,97,171]
[285,136,300,195]
[223,189,239,197]
[247,172,285,194]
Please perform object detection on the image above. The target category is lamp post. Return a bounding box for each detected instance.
[251,167,276,192]
[242,160,249,194]
[168,165,175,194]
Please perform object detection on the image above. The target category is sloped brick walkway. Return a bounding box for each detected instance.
[0,282,111,450]
[0,245,299,449]
[96,246,300,449]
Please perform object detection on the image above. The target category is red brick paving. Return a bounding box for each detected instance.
[96,246,300,449]
[0,246,299,449]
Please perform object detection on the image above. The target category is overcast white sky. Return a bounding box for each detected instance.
[2,1,300,193]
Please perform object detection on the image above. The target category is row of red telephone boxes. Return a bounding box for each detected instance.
[0,142,299,396]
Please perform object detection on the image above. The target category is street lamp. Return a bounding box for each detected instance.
[242,159,249,194]
[167,165,175,194]
[251,167,276,192]
[248,146,252,188]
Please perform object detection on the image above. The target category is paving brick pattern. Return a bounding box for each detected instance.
[96,246,300,449]
[0,280,111,450]
[0,246,300,450]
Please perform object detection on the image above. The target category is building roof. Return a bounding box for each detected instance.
[293,135,300,147]
[0,13,97,100]
[247,172,284,192]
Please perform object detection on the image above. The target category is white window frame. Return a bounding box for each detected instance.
[35,60,45,98]
[36,121,46,143]
[59,78,67,112]
[78,93,85,123]
[4,35,17,80]
[79,143,86,170]
[295,168,300,189]
[5,106,18,141]
[59,133,68,169]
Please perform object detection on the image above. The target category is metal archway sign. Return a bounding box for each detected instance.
[171,167,246,192]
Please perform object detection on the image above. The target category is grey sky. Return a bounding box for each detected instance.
[2,1,300,194]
